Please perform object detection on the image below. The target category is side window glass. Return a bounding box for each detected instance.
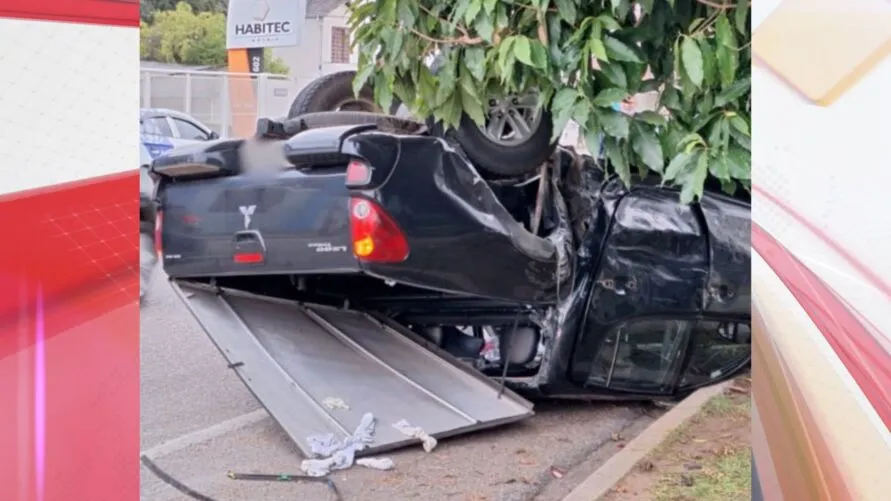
[142,117,173,138]
[172,118,209,140]
[587,319,691,393]
[679,321,751,388]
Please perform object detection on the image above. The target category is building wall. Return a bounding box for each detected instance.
[272,17,324,91]
[320,6,358,74]
[272,5,357,91]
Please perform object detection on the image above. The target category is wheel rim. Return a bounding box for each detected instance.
[334,98,380,112]
[475,94,542,146]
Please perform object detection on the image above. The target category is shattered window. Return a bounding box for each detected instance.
[587,319,692,393]
[679,321,751,389]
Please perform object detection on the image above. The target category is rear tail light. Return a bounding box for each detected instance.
[154,210,163,257]
[345,159,372,187]
[233,252,264,264]
[349,197,409,263]
[182,214,201,225]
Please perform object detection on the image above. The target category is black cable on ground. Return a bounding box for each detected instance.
[227,471,343,501]
[140,455,221,501]
[226,472,320,482]
[140,454,344,501]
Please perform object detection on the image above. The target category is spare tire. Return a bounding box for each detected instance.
[444,95,555,178]
[287,71,401,117]
[426,53,554,177]
[290,71,554,178]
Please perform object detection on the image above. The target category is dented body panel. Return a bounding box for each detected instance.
[343,133,563,304]
[157,131,562,304]
[502,164,751,398]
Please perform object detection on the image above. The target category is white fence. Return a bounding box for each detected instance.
[139,69,316,138]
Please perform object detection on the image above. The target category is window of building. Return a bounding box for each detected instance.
[331,26,351,64]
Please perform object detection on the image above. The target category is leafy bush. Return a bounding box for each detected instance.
[350,0,750,201]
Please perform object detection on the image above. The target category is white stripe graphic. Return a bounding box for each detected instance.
[753,251,891,501]
[753,57,891,337]
[753,251,891,447]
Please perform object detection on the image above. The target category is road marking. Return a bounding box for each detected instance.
[141,410,269,460]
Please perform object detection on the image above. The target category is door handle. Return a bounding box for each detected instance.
[600,276,637,296]
[708,283,734,303]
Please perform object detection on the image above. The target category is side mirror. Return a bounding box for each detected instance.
[207,131,220,140]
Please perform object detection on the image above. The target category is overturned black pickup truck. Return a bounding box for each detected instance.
[150,111,751,457]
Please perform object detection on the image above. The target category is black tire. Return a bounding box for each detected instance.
[450,110,555,177]
[287,71,401,118]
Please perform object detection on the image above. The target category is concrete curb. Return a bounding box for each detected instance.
[560,381,731,501]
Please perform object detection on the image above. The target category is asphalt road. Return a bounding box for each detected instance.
[140,265,659,501]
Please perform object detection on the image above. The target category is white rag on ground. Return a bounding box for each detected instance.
[392,419,438,453]
[356,457,395,470]
[321,397,350,411]
[300,413,394,477]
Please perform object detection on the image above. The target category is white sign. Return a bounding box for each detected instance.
[226,0,307,50]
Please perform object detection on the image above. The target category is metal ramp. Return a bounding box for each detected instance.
[171,281,534,457]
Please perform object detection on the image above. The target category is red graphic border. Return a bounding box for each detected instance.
[0,0,139,27]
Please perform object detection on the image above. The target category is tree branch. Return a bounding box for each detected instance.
[695,0,736,8]
[416,4,483,44]
[409,28,482,46]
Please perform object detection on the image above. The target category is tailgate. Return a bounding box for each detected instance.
[172,280,534,456]
[159,167,358,277]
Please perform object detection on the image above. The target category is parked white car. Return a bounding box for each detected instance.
[140,107,219,159]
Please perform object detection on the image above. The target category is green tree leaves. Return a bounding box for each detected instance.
[514,37,533,66]
[593,88,628,107]
[349,0,751,203]
[630,122,664,173]
[604,36,642,63]
[140,0,226,22]
[681,37,704,87]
